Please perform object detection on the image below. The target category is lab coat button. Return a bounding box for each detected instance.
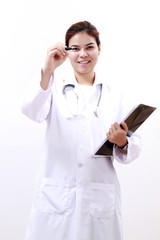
[78,162,83,167]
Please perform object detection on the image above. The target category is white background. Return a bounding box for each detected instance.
[0,0,160,239]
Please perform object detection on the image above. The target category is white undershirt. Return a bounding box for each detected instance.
[76,84,99,117]
[77,84,96,103]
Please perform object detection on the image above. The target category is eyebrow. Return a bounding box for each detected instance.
[86,42,95,46]
[70,42,95,47]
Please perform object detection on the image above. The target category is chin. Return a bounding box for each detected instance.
[77,70,92,75]
[76,66,94,74]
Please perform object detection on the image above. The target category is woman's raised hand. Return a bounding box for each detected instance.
[43,43,68,75]
[41,43,68,90]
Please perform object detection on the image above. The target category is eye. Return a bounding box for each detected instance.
[72,47,79,51]
[87,45,94,50]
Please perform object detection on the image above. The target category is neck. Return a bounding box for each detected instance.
[74,71,95,86]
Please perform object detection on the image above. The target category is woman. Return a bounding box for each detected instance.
[22,21,141,240]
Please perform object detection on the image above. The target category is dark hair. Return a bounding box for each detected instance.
[65,21,100,47]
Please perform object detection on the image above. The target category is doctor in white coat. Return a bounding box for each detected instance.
[22,21,141,240]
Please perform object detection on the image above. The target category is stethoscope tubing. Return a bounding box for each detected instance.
[62,83,102,117]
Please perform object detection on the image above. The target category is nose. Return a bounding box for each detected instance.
[79,48,88,58]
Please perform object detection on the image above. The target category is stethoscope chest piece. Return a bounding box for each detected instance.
[94,106,100,117]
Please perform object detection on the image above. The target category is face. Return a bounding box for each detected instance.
[67,31,101,76]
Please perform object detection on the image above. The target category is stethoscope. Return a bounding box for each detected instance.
[62,83,102,118]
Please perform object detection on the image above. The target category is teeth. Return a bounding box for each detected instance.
[79,60,90,64]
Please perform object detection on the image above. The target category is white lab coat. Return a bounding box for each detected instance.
[21,71,141,240]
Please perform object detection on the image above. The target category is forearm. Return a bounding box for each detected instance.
[40,68,53,90]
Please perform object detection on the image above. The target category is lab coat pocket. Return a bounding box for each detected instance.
[89,183,115,219]
[38,178,70,214]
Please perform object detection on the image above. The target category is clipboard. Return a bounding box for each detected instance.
[94,104,156,156]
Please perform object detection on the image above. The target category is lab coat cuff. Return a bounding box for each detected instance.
[113,134,142,164]
[113,143,128,163]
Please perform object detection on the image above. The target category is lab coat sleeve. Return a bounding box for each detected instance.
[113,133,142,164]
[21,72,54,123]
[111,88,142,164]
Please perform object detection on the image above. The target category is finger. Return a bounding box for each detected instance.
[57,46,67,56]
[51,49,67,61]
[107,131,114,143]
[48,43,65,51]
[107,132,111,140]
[113,122,120,130]
[109,127,114,135]
[111,124,117,131]
[121,121,128,133]
[51,51,63,61]
[48,46,66,57]
[56,48,66,58]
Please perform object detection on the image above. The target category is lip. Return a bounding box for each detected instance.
[78,60,91,64]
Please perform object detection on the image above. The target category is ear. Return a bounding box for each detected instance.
[98,43,101,55]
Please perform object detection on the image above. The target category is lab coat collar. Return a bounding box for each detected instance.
[63,71,105,88]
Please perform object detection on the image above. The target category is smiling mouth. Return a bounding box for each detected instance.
[78,60,91,64]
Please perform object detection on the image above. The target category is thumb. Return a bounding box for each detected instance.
[121,121,128,134]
